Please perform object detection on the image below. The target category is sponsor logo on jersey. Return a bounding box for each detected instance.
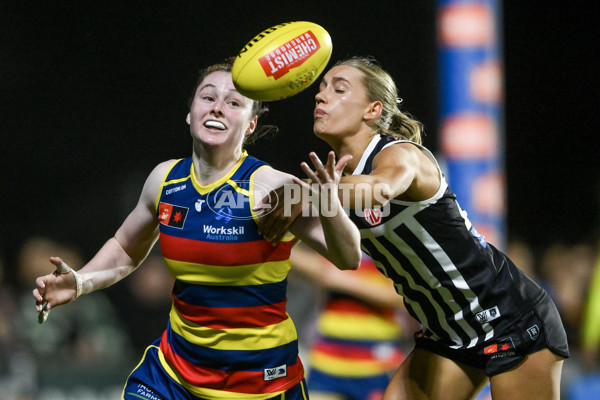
[195,199,205,212]
[476,305,500,323]
[158,203,188,229]
[128,384,162,400]
[165,184,187,196]
[483,337,516,359]
[203,224,245,236]
[264,364,287,381]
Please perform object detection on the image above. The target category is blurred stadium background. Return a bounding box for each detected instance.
[1,1,598,399]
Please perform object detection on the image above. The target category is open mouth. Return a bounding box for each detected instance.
[204,120,226,130]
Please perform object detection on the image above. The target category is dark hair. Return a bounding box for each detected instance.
[334,56,424,144]
[188,57,277,145]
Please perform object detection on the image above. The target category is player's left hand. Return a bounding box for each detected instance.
[299,151,352,209]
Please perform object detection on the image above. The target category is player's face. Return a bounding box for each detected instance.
[187,71,256,149]
[314,65,374,139]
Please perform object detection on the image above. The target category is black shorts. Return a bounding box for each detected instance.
[414,294,570,376]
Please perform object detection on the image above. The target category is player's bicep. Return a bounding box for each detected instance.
[115,201,159,261]
[114,161,171,264]
[370,145,420,198]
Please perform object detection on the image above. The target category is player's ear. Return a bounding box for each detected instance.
[364,101,382,121]
[246,116,257,136]
[186,113,191,125]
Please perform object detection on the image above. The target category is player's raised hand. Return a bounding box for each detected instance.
[300,151,351,188]
[255,151,352,245]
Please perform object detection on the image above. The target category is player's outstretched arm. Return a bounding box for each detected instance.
[254,152,361,271]
[33,160,173,323]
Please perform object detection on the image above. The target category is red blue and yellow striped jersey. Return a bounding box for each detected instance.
[155,152,303,399]
[309,256,405,377]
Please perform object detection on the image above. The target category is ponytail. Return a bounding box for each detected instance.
[385,110,424,145]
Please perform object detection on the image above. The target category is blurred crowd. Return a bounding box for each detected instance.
[0,234,599,399]
[0,236,174,399]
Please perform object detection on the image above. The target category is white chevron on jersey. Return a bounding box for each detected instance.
[351,135,507,348]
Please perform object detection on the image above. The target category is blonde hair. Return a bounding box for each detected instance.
[334,56,423,144]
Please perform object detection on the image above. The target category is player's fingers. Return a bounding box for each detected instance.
[56,261,71,274]
[258,202,286,240]
[258,214,275,239]
[268,212,301,247]
[49,256,63,266]
[325,151,337,177]
[34,275,46,289]
[307,152,330,182]
[300,162,319,184]
[252,192,269,214]
[269,232,285,247]
[335,154,353,176]
[32,287,43,303]
[291,176,310,190]
[37,298,51,312]
[256,196,276,235]
[33,277,46,298]
[49,257,72,275]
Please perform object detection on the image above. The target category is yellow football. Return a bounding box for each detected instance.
[232,21,333,101]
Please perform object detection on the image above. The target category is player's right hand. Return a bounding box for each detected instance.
[33,256,78,323]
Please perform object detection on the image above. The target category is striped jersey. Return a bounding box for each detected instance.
[155,152,303,399]
[348,134,545,349]
[309,255,405,377]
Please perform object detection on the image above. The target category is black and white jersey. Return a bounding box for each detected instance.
[348,134,545,349]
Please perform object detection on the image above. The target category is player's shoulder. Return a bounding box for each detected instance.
[252,164,294,187]
[151,159,181,178]
[140,159,182,192]
[374,140,422,165]
[383,139,423,153]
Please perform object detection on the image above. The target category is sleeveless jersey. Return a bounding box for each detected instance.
[155,152,303,399]
[348,134,546,349]
[309,254,405,377]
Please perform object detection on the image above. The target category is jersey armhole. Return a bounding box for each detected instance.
[249,165,296,241]
[154,159,184,214]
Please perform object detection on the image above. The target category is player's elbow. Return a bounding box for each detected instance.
[372,179,396,206]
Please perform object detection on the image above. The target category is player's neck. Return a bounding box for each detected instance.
[192,147,244,186]
[329,131,375,174]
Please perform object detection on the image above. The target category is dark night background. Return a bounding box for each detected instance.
[1,1,598,271]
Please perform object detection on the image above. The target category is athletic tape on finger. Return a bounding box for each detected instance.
[38,262,83,324]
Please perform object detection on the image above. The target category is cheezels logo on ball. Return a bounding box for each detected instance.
[232,21,333,101]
